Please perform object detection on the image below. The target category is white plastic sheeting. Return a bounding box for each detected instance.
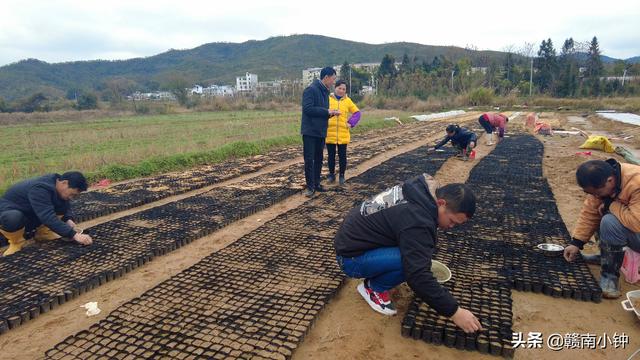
[410,110,466,121]
[596,111,640,126]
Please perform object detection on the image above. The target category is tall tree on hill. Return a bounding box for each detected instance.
[485,60,501,89]
[503,44,516,85]
[399,53,413,74]
[557,38,578,97]
[339,61,351,81]
[586,36,604,95]
[378,54,397,78]
[339,60,352,94]
[378,54,397,91]
[535,38,558,94]
[430,56,442,73]
[586,36,604,78]
[421,60,431,73]
[453,57,473,93]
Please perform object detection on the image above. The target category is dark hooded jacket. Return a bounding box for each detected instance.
[334,174,459,317]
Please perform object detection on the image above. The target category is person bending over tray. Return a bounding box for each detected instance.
[428,124,477,161]
[478,112,508,146]
[564,159,640,299]
[333,173,483,333]
[0,171,93,256]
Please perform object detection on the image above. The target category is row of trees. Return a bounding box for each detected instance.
[0,91,98,113]
[370,36,639,99]
[0,75,175,113]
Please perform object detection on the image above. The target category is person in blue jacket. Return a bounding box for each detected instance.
[429,124,478,160]
[0,172,93,256]
[300,67,340,197]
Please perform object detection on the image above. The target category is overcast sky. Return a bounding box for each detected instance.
[1,0,639,66]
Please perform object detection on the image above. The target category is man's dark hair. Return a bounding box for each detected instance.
[576,160,613,189]
[436,183,476,217]
[445,124,460,133]
[60,171,88,191]
[335,79,347,89]
[320,67,337,79]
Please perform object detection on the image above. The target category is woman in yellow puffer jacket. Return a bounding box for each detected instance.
[326,80,361,185]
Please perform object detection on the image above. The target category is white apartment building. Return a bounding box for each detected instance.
[302,67,322,86]
[236,72,258,92]
[203,85,235,97]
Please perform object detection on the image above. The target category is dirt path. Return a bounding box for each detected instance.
[0,117,468,359]
[294,114,640,360]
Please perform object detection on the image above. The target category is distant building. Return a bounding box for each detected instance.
[360,85,375,95]
[191,85,203,95]
[302,67,322,86]
[256,80,284,96]
[601,76,638,82]
[129,91,176,101]
[355,63,380,73]
[469,67,488,75]
[236,72,258,92]
[155,91,176,101]
[335,63,380,75]
[203,85,235,97]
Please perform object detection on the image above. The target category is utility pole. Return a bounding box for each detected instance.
[349,67,352,96]
[622,69,628,87]
[529,58,533,96]
[451,70,455,91]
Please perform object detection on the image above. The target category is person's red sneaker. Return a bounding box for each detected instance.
[357,281,397,316]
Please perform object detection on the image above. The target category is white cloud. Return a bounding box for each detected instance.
[0,0,638,66]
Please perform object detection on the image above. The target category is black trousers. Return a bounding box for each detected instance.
[303,135,325,190]
[326,143,347,176]
[478,116,493,134]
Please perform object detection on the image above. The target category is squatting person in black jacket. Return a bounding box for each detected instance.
[0,172,93,256]
[429,124,477,161]
[333,174,483,333]
[300,67,340,197]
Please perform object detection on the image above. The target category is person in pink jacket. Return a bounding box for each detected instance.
[478,113,509,145]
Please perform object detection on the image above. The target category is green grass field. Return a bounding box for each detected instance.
[0,109,408,193]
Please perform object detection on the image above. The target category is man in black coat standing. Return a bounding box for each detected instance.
[301,67,340,197]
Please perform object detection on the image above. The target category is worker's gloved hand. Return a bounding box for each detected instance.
[451,307,483,333]
[469,141,476,149]
[66,219,77,228]
[427,147,436,153]
[74,233,93,246]
[563,244,580,262]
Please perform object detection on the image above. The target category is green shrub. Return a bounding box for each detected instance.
[468,87,494,106]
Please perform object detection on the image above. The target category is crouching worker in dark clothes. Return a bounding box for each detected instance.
[0,171,93,256]
[333,174,483,333]
[428,124,477,161]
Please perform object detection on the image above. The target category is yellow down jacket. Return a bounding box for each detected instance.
[326,94,360,145]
